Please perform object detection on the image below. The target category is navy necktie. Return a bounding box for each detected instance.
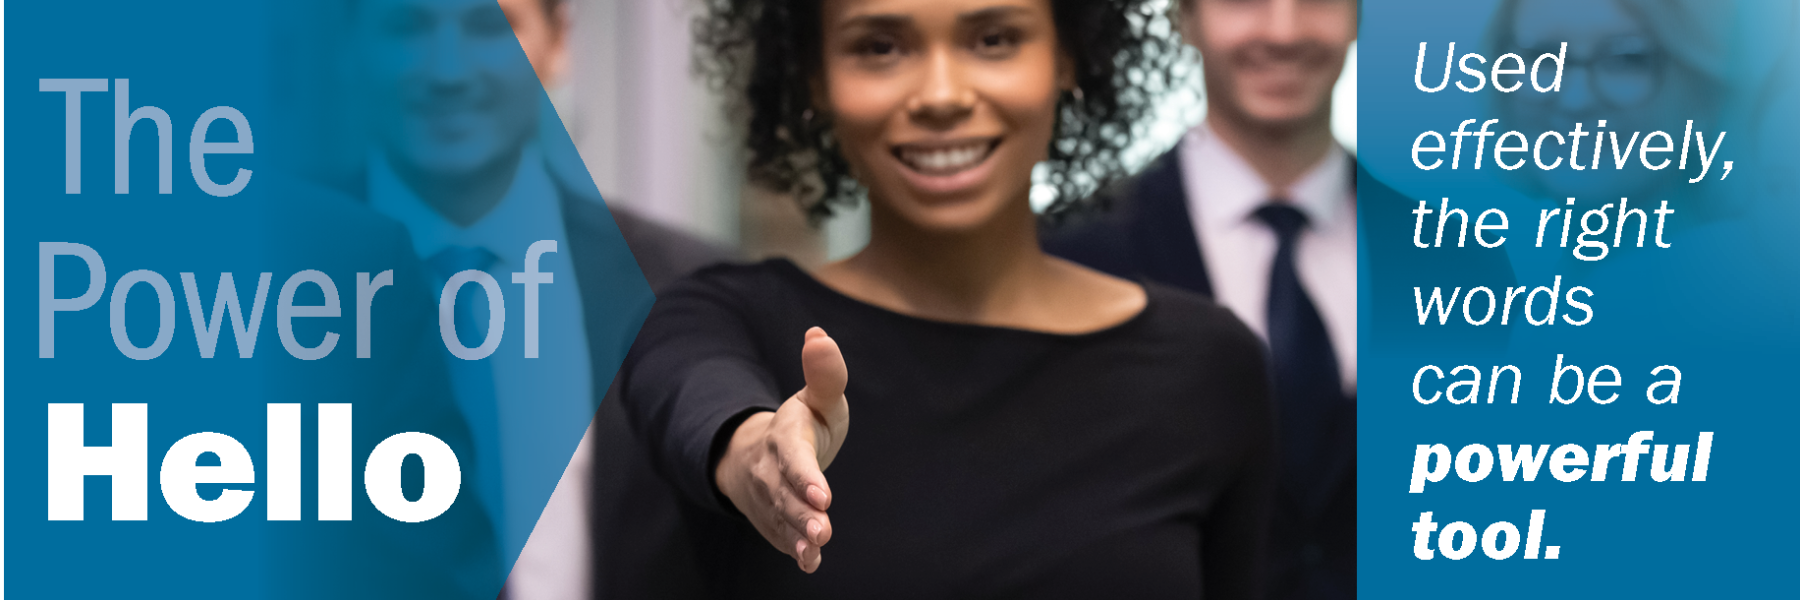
[427,245,502,349]
[426,245,510,578]
[1254,203,1344,502]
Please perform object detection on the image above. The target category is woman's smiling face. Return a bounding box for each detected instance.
[819,0,1071,233]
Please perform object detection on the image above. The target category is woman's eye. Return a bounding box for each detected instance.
[855,36,900,58]
[973,29,1020,55]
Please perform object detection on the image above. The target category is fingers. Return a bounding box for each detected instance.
[744,463,830,571]
[778,482,832,547]
[764,514,816,572]
[772,500,825,573]
[719,410,836,574]
[775,481,832,548]
[807,512,832,546]
[798,327,849,413]
[775,432,833,513]
[760,428,835,570]
[796,537,822,572]
[766,464,831,573]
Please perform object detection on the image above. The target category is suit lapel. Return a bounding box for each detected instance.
[1131,147,1215,298]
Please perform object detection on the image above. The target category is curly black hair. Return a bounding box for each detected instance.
[695,0,1180,223]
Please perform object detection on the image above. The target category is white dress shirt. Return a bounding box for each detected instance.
[1181,124,1358,395]
[370,146,595,600]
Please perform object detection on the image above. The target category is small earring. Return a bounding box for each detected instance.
[802,108,815,124]
[1071,87,1085,102]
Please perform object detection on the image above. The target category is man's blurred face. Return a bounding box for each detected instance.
[355,0,544,178]
[1184,0,1356,132]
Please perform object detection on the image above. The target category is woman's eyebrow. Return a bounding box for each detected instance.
[958,5,1030,25]
[836,13,912,32]
[834,5,1030,32]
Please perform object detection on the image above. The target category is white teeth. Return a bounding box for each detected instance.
[899,142,992,175]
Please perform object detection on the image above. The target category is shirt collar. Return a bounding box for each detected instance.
[1183,122,1350,230]
[368,144,566,271]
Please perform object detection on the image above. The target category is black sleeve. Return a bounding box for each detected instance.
[618,272,783,514]
[1201,320,1278,600]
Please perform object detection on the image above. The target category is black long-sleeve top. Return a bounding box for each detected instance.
[617,259,1276,598]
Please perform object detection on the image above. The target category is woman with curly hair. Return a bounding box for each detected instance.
[616,0,1274,596]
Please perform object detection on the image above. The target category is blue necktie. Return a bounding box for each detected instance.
[1254,203,1344,502]
[426,246,508,556]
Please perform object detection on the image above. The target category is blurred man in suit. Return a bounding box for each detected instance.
[261,177,506,600]
[1047,1,1360,597]
[349,0,725,597]
[497,2,735,598]
[492,1,736,599]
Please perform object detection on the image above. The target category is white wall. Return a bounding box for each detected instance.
[564,0,741,246]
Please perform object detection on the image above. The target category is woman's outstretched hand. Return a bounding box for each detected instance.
[714,327,851,573]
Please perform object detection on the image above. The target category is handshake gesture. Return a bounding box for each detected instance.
[713,327,851,573]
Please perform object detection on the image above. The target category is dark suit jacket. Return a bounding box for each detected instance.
[336,160,730,599]
[1043,147,1516,600]
[463,161,732,599]
[266,177,503,599]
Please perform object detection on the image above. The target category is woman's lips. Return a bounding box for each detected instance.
[890,138,1001,197]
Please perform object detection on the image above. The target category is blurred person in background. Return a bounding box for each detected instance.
[615,0,1276,596]
[1486,0,1730,215]
[1045,0,1358,597]
[1044,0,1520,596]
[495,0,732,291]
[1479,0,1784,285]
[1477,0,1791,383]
[491,1,744,599]
[348,0,726,597]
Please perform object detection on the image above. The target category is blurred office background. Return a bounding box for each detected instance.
[271,0,1356,264]
[554,0,1357,264]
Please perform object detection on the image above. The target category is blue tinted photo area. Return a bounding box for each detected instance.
[1361,0,1800,598]
[9,1,652,599]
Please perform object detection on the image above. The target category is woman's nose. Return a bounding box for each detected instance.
[907,48,975,129]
